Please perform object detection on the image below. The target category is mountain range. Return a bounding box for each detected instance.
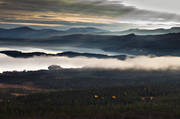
[0,27,107,39]
[42,33,180,55]
[1,32,180,56]
[1,26,180,39]
[1,27,180,56]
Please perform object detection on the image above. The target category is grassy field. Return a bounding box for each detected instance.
[1,85,180,119]
[1,69,180,118]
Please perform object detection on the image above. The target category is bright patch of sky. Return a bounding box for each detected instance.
[121,0,180,14]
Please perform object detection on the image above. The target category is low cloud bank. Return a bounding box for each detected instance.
[0,54,180,72]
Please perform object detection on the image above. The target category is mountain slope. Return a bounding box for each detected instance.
[0,27,108,39]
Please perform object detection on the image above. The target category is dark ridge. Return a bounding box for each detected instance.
[0,50,128,60]
[0,50,52,58]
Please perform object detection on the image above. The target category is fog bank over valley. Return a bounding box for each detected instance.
[1,54,180,72]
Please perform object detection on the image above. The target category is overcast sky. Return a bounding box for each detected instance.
[0,0,180,30]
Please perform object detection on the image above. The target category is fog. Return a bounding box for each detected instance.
[1,54,180,72]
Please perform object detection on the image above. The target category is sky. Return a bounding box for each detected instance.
[0,0,180,30]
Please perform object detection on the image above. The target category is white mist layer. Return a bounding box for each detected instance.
[1,54,180,72]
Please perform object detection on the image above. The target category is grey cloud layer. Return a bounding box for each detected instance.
[0,0,180,28]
